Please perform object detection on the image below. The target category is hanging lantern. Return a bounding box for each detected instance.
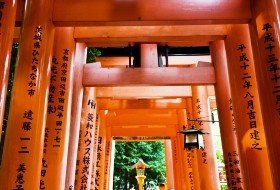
[179,125,207,150]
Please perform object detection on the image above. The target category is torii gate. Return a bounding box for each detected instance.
[1,1,280,190]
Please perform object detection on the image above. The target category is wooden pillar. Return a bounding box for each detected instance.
[177,109,193,190]
[0,0,54,189]
[210,40,244,190]
[171,136,182,190]
[191,86,219,190]
[225,24,274,190]
[164,140,175,190]
[75,87,97,189]
[65,43,87,189]
[140,44,158,68]
[103,123,112,190]
[0,0,17,136]
[186,98,200,190]
[90,112,100,189]
[40,27,75,190]
[250,1,280,188]
[94,111,107,190]
[108,140,115,190]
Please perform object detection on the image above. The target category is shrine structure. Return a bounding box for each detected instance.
[0,0,280,190]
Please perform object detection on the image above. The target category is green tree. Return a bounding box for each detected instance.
[86,48,101,63]
[113,141,166,190]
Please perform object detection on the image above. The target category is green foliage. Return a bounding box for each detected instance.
[113,141,166,190]
[216,149,224,164]
[86,48,101,63]
[221,184,228,190]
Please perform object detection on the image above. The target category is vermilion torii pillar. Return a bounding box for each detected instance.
[250,0,280,188]
[191,85,220,190]
[164,140,175,190]
[0,0,17,138]
[65,42,87,189]
[0,0,54,189]
[40,27,75,190]
[225,24,274,190]
[186,97,200,190]
[210,40,244,190]
[75,87,97,189]
[93,111,107,190]
[103,121,113,190]
[90,112,100,189]
[177,109,193,190]
[171,136,183,190]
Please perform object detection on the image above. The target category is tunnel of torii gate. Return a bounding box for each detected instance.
[1,0,280,190]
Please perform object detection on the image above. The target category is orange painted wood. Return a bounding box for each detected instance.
[75,87,97,189]
[65,43,87,189]
[191,86,220,190]
[74,25,227,39]
[106,109,178,126]
[111,125,177,137]
[94,111,107,190]
[171,136,181,190]
[40,27,75,190]
[83,66,216,87]
[211,40,244,190]
[103,124,112,190]
[186,98,200,190]
[97,98,187,110]
[250,1,280,188]
[0,0,17,140]
[13,27,21,42]
[86,35,224,48]
[164,140,175,189]
[225,24,274,190]
[15,0,24,24]
[177,109,192,190]
[0,0,54,189]
[141,44,158,68]
[95,55,211,67]
[90,112,100,190]
[96,86,193,99]
[108,140,115,190]
[52,0,251,26]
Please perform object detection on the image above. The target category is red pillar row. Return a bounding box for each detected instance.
[0,0,54,189]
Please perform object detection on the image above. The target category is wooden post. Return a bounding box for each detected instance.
[108,140,115,190]
[103,123,112,190]
[250,1,280,188]
[0,0,17,137]
[90,112,100,190]
[210,40,244,190]
[65,43,87,189]
[177,109,193,190]
[40,27,75,190]
[94,111,107,190]
[0,0,54,189]
[75,87,97,189]
[186,98,200,190]
[164,140,175,190]
[140,44,158,68]
[171,136,182,190]
[225,24,274,190]
[191,86,220,190]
